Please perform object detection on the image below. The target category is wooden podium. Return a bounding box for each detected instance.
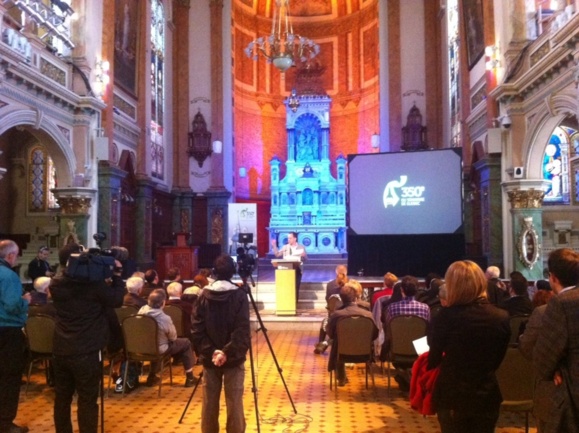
[271,259,301,316]
[155,233,199,280]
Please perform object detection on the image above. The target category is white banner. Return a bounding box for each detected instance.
[227,203,257,255]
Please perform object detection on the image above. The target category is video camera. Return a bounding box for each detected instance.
[66,234,125,282]
[236,246,256,280]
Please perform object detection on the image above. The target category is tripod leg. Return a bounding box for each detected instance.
[245,285,297,414]
[247,332,261,433]
[179,371,204,424]
[100,351,104,433]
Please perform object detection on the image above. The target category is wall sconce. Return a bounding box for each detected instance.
[212,140,223,154]
[93,59,110,98]
[485,45,500,70]
[187,110,212,167]
[371,133,380,149]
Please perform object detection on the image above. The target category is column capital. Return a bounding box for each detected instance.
[507,188,545,209]
[52,187,97,215]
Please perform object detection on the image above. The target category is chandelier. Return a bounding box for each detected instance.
[244,0,320,72]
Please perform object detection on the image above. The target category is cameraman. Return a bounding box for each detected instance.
[50,243,125,433]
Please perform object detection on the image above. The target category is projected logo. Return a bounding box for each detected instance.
[383,176,426,208]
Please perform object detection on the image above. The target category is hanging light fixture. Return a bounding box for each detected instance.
[244,0,320,72]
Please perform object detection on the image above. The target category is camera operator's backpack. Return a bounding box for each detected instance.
[114,361,140,393]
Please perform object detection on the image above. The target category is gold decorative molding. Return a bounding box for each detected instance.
[517,216,541,269]
[507,188,545,209]
[40,58,66,86]
[56,196,92,214]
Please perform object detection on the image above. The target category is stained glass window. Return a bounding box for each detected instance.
[150,0,165,180]
[29,146,58,212]
[542,126,573,205]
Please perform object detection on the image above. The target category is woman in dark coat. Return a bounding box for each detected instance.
[427,260,510,433]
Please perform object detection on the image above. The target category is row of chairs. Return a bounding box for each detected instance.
[329,313,534,433]
[25,305,180,398]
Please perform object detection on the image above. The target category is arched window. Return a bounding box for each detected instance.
[542,126,573,205]
[29,146,58,212]
[151,0,165,180]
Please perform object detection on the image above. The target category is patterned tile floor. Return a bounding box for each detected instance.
[18,329,535,433]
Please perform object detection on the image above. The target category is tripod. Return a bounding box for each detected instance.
[179,272,297,433]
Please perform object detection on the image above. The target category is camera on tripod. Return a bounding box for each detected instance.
[236,233,256,280]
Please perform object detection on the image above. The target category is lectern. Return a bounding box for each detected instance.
[271,259,301,316]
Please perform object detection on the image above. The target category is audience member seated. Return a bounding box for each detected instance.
[417,278,445,309]
[123,277,147,309]
[416,272,441,303]
[498,273,533,316]
[138,289,196,387]
[350,279,370,311]
[131,271,145,281]
[326,282,378,386]
[29,276,57,317]
[371,272,397,307]
[141,269,162,299]
[430,283,447,320]
[163,267,182,290]
[31,276,51,305]
[314,267,348,355]
[325,265,348,302]
[183,274,208,298]
[28,246,55,282]
[166,282,193,341]
[383,276,431,392]
[380,282,403,324]
[197,268,215,285]
[485,265,509,305]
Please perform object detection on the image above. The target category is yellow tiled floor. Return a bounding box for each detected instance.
[18,329,535,433]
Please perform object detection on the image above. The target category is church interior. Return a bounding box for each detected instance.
[0,0,578,431]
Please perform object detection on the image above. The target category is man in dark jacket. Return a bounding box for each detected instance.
[192,254,250,433]
[50,243,125,433]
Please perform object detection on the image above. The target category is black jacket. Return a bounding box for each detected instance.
[427,299,510,414]
[50,274,125,356]
[191,280,250,369]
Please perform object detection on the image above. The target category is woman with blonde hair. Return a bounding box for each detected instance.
[427,260,510,433]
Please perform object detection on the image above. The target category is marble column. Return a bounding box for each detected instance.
[474,155,503,267]
[97,162,126,248]
[506,188,545,280]
[135,177,155,266]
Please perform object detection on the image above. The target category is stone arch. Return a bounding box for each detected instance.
[0,107,76,187]
[524,91,578,179]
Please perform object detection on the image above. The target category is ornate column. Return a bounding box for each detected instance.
[135,177,155,266]
[97,162,126,247]
[506,188,546,280]
[474,155,503,267]
[52,187,97,247]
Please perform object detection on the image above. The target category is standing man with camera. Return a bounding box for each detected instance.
[50,243,125,433]
[0,240,31,433]
[192,254,250,433]
[271,231,307,301]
